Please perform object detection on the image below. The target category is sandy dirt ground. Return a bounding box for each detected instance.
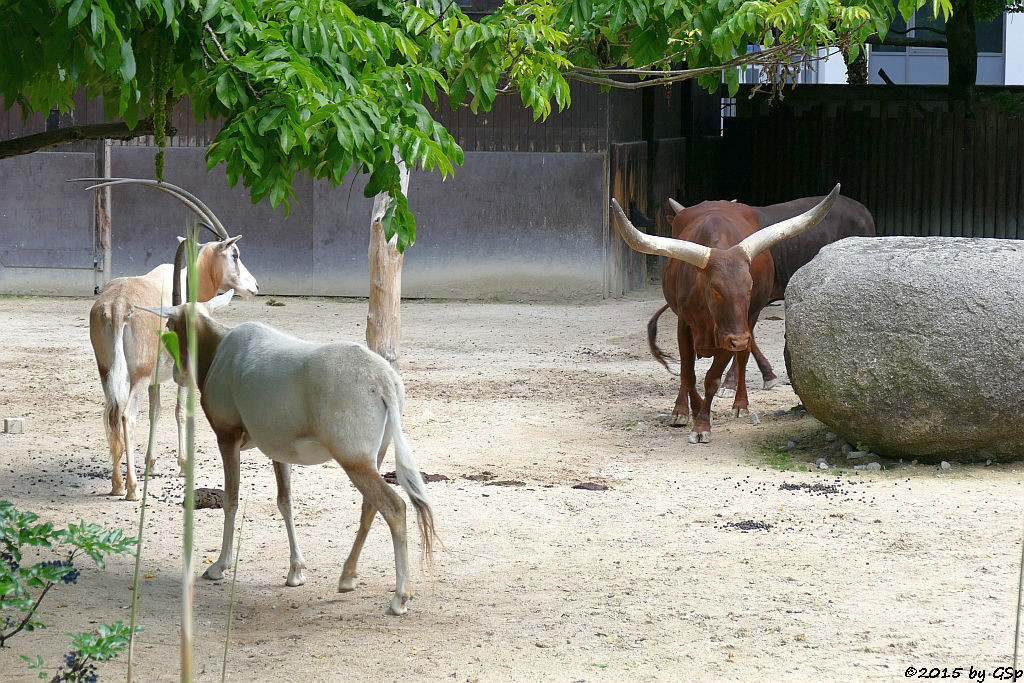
[0,289,1022,683]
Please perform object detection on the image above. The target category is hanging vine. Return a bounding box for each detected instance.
[151,35,171,182]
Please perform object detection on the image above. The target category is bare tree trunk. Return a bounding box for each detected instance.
[945,0,977,111]
[366,152,410,368]
[842,47,868,85]
[95,139,112,292]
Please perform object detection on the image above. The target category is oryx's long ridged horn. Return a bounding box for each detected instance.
[667,198,685,215]
[195,221,223,241]
[738,183,841,261]
[611,199,711,268]
[172,238,187,306]
[68,178,229,240]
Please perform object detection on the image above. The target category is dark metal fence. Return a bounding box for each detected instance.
[719,85,1024,239]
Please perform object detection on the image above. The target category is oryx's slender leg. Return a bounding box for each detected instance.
[122,379,146,501]
[691,351,732,444]
[273,461,307,586]
[339,500,377,593]
[175,385,187,476]
[108,427,126,497]
[103,369,127,496]
[339,444,388,593]
[143,382,161,475]
[204,431,242,581]
[340,461,411,616]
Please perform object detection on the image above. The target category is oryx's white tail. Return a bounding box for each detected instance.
[384,397,437,567]
[103,322,131,459]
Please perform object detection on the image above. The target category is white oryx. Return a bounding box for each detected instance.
[81,178,259,501]
[138,292,436,616]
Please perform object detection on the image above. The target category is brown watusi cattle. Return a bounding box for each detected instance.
[610,186,839,443]
[665,193,875,391]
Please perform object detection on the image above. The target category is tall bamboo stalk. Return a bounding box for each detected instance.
[180,228,199,682]
[221,501,246,683]
[125,360,159,683]
[1013,513,1024,672]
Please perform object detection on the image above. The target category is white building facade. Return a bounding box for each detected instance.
[811,10,1024,85]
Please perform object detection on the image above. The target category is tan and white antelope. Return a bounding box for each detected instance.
[138,292,436,616]
[81,178,259,500]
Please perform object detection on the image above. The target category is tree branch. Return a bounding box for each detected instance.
[204,22,260,99]
[887,25,946,36]
[1,582,54,645]
[0,118,174,160]
[414,0,459,38]
[564,41,803,89]
[204,22,231,62]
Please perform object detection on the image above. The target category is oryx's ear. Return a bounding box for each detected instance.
[219,235,242,249]
[134,304,174,318]
[208,289,234,312]
[177,236,186,243]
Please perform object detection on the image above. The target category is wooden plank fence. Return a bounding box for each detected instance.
[721,103,1023,239]
[609,141,648,294]
[431,83,622,154]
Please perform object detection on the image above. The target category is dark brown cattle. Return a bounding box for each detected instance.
[610,186,838,443]
[736,195,875,389]
[754,195,875,302]
[667,194,876,390]
[664,194,876,301]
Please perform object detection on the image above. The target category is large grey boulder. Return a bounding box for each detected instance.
[784,236,1024,463]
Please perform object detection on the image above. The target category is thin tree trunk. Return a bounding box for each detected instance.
[945,0,977,111]
[94,139,112,293]
[842,47,868,85]
[366,152,409,368]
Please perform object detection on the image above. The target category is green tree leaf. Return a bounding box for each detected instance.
[0,0,921,251]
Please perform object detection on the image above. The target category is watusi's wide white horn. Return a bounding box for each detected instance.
[738,183,841,261]
[610,199,710,268]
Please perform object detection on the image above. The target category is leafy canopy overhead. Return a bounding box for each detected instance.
[1,0,945,249]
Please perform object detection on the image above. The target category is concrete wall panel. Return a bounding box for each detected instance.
[403,152,607,299]
[0,152,96,295]
[1,148,610,299]
[110,147,315,295]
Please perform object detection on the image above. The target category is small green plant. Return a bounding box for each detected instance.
[24,623,135,682]
[760,444,793,471]
[855,441,871,452]
[0,501,138,681]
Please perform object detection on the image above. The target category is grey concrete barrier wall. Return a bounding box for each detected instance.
[0,152,98,295]
[0,147,610,299]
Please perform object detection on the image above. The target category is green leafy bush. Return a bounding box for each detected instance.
[0,501,138,681]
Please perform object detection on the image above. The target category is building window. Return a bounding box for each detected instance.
[874,9,909,53]
[869,7,1007,84]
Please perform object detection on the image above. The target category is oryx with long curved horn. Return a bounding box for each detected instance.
[611,184,839,444]
[77,178,259,500]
